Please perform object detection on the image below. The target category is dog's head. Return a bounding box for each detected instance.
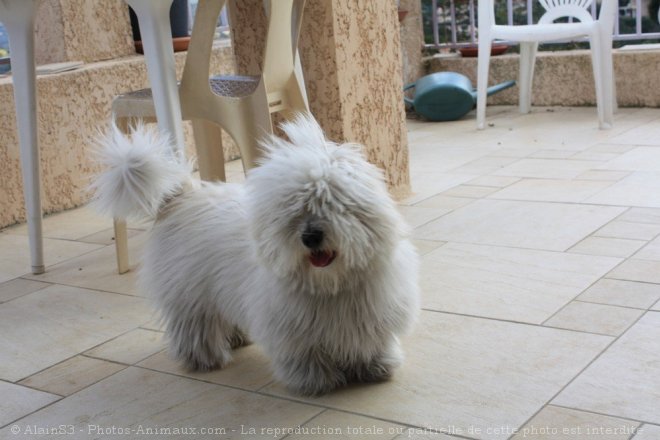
[245,114,408,295]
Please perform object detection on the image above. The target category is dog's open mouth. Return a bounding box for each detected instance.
[309,250,336,267]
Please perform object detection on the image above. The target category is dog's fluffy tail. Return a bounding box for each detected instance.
[90,123,191,220]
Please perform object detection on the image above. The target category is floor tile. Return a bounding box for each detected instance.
[571,151,619,161]
[607,119,660,145]
[85,329,165,365]
[18,355,125,396]
[633,424,660,439]
[23,232,148,296]
[617,207,660,224]
[0,278,50,303]
[410,146,492,174]
[593,220,660,241]
[262,311,612,440]
[632,236,660,261]
[575,170,630,181]
[607,259,660,284]
[288,410,400,439]
[577,279,660,309]
[0,284,151,382]
[598,147,660,172]
[467,175,521,188]
[489,179,614,203]
[511,405,640,439]
[0,381,59,427]
[414,199,624,251]
[0,234,103,284]
[489,147,535,158]
[544,301,644,336]
[402,173,478,205]
[586,172,660,208]
[420,243,620,323]
[448,156,520,175]
[412,194,475,210]
[568,237,646,258]
[410,239,445,256]
[397,206,451,229]
[493,159,600,179]
[584,143,636,154]
[2,367,321,438]
[138,345,273,391]
[140,317,166,332]
[3,207,111,241]
[440,185,500,198]
[529,150,577,159]
[554,312,660,423]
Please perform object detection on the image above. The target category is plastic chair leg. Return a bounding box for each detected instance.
[192,119,226,182]
[3,0,44,274]
[600,31,616,123]
[112,117,133,274]
[589,36,608,129]
[519,42,538,114]
[229,122,267,172]
[476,36,492,130]
[114,218,130,274]
[125,0,186,158]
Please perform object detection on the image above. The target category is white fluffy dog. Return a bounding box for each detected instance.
[92,114,419,396]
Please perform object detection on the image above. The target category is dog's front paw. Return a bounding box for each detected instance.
[276,351,346,396]
[346,340,403,383]
[228,327,251,349]
[348,357,397,383]
[288,368,346,396]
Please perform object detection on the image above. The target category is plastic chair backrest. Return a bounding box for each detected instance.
[537,0,595,24]
[180,0,226,92]
[262,0,305,93]
[180,0,305,96]
[480,0,603,27]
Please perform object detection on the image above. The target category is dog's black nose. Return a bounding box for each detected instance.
[302,228,324,249]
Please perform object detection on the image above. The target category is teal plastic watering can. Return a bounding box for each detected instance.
[404,72,515,122]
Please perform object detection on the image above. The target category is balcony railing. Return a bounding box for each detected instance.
[423,0,660,50]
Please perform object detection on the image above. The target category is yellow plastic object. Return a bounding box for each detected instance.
[475,0,616,130]
[111,0,309,274]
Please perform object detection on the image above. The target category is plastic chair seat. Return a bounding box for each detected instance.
[113,75,263,112]
[209,75,261,98]
[491,22,596,41]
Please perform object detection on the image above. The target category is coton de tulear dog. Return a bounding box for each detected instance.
[92,114,419,396]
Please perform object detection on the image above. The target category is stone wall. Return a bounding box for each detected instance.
[34,0,135,65]
[427,49,660,108]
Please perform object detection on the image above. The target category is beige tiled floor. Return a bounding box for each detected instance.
[1,107,660,439]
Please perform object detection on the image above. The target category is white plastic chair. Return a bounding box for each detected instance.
[476,0,617,129]
[111,0,309,274]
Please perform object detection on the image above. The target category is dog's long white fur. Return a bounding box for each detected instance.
[90,123,191,220]
[91,114,420,396]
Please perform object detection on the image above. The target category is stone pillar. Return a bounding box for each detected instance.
[399,0,424,89]
[230,0,411,198]
[34,0,134,65]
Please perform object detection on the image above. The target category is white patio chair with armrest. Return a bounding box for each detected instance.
[111,0,309,274]
[476,0,617,130]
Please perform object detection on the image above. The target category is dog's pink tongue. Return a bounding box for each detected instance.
[310,251,335,267]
